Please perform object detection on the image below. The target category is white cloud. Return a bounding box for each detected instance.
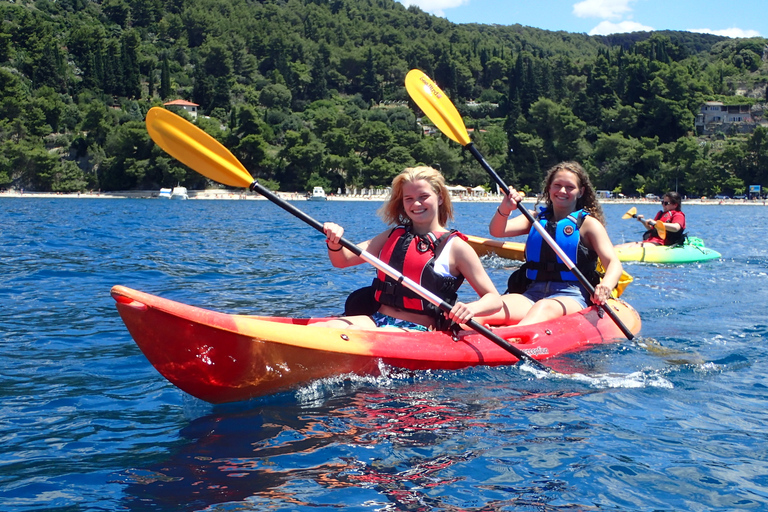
[689,27,762,38]
[397,0,470,17]
[573,0,633,20]
[589,20,654,35]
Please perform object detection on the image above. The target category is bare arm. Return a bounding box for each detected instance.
[489,190,533,238]
[447,239,502,324]
[635,214,654,231]
[323,223,389,268]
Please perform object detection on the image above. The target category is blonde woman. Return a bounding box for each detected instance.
[321,166,501,331]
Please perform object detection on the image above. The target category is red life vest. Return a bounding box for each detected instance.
[372,226,465,320]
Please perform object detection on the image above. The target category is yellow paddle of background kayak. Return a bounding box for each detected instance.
[622,207,667,239]
[405,69,634,340]
[144,107,553,372]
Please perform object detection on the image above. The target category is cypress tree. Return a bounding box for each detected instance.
[147,61,155,98]
[160,54,171,100]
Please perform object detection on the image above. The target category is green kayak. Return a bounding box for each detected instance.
[615,237,721,263]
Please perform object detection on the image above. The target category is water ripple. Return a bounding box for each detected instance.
[2,200,768,511]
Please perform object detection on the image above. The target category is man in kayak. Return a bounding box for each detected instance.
[476,161,624,327]
[320,166,502,331]
[616,191,686,248]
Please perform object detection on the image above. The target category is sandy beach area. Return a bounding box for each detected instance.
[1,189,765,205]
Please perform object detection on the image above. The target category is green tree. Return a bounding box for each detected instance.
[259,83,292,110]
[159,54,171,99]
[278,129,325,191]
[356,121,393,163]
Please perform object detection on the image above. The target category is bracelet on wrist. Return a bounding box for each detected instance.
[326,243,343,252]
[496,207,511,217]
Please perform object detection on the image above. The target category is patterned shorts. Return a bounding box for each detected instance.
[371,311,430,332]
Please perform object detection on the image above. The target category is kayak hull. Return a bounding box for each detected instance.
[616,237,721,263]
[112,285,641,404]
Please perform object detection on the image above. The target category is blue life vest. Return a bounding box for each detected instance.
[524,207,597,283]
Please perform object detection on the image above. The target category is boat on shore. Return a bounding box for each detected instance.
[111,285,641,404]
[158,186,189,200]
[307,186,327,201]
[615,236,721,263]
[170,186,188,200]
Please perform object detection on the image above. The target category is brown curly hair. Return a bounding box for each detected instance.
[536,161,606,225]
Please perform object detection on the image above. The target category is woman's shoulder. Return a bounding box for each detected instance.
[446,235,477,261]
[580,214,608,233]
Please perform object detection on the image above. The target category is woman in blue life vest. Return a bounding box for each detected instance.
[476,161,624,327]
[615,191,686,248]
[320,166,502,331]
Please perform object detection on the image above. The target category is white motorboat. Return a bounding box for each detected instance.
[307,186,327,201]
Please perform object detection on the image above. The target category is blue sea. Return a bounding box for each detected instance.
[2,197,767,511]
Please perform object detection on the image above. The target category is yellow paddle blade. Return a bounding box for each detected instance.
[404,69,471,147]
[596,260,633,298]
[655,220,667,239]
[145,107,254,189]
[622,207,637,219]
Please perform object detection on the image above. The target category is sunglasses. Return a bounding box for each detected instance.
[661,201,670,206]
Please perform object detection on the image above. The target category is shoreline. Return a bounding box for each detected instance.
[1,189,765,205]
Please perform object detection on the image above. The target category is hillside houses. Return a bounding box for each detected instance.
[695,101,761,135]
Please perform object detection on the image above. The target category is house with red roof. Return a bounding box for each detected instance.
[163,99,199,119]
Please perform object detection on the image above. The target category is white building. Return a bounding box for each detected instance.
[163,99,199,119]
[695,101,755,135]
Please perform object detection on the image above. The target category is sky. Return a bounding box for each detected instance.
[397,0,765,38]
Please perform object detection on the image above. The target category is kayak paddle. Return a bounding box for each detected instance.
[621,207,637,219]
[622,207,666,240]
[405,69,635,340]
[144,106,552,372]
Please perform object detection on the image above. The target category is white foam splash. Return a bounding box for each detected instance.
[519,363,674,389]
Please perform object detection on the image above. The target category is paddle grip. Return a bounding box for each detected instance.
[465,145,635,340]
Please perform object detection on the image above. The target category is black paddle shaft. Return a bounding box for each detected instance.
[249,180,551,371]
[465,143,635,340]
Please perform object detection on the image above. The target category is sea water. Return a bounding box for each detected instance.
[1,198,767,511]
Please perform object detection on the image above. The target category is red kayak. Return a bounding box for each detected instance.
[112,285,642,404]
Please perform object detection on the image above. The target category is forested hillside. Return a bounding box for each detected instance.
[2,0,767,197]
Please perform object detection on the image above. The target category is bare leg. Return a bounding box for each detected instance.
[517,297,584,326]
[475,293,534,326]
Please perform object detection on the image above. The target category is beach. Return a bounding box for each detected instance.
[1,188,765,205]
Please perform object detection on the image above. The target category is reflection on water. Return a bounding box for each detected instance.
[118,380,598,512]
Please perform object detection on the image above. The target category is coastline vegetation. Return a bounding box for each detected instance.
[1,0,767,198]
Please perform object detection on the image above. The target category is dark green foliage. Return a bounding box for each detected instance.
[0,0,765,198]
